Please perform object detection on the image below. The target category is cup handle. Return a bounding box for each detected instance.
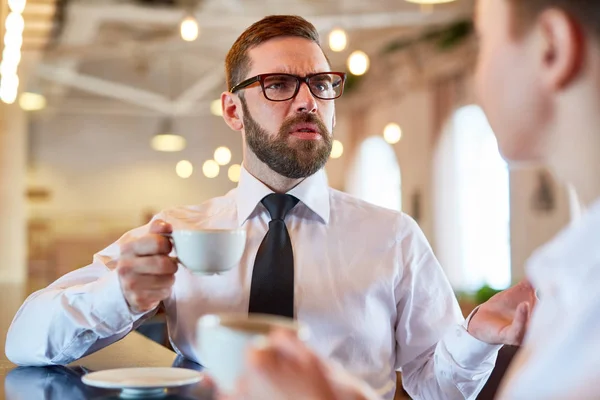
[159,233,181,265]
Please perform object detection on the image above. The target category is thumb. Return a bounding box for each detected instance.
[507,302,530,345]
[149,219,172,234]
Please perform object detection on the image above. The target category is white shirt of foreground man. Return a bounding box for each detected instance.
[497,199,600,400]
[6,165,500,399]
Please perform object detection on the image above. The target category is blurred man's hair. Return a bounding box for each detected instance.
[508,0,600,39]
[225,15,325,91]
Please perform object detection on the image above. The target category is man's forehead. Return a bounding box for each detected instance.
[247,39,330,76]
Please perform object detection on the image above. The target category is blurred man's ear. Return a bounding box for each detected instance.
[537,8,585,91]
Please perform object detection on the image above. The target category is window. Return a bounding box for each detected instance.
[346,136,401,211]
[434,105,511,291]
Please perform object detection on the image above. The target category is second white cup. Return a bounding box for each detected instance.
[196,313,309,394]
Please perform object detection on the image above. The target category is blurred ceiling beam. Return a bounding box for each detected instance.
[311,10,470,31]
[172,67,223,114]
[37,62,219,115]
[212,0,241,12]
[37,64,174,114]
[61,3,468,33]
[38,5,101,107]
[46,99,213,116]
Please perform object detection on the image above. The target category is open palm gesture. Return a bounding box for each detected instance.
[468,280,537,345]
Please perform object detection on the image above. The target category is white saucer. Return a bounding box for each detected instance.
[81,367,203,398]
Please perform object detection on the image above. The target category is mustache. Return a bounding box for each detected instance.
[279,113,329,138]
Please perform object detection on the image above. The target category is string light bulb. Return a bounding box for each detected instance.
[330,140,344,159]
[328,28,347,52]
[180,15,199,42]
[347,51,370,76]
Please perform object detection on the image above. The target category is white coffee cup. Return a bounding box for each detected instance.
[169,229,246,274]
[196,313,310,394]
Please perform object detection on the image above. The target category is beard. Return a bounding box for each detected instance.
[240,98,333,179]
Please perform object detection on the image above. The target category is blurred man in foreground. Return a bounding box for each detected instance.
[234,0,600,398]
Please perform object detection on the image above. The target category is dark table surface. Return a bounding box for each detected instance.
[1,332,215,400]
[0,282,215,400]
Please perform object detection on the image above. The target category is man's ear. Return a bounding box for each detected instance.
[222,92,243,131]
[537,8,584,91]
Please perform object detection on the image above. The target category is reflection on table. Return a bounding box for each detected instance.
[2,332,214,400]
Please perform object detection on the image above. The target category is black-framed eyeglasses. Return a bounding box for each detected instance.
[230,72,346,102]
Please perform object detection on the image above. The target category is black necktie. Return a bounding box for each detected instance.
[249,193,299,318]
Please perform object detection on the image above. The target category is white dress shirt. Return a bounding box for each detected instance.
[6,166,499,399]
[497,198,600,400]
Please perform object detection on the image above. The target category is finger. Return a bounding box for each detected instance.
[247,342,339,400]
[120,273,176,291]
[121,234,173,257]
[201,374,217,390]
[517,280,538,301]
[149,219,173,235]
[269,329,318,366]
[267,330,337,389]
[127,288,172,309]
[517,279,533,288]
[118,255,178,275]
[507,302,530,345]
[247,345,283,376]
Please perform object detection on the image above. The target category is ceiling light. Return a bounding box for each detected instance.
[330,140,344,159]
[328,28,347,52]
[0,74,19,104]
[176,160,194,179]
[203,160,220,178]
[210,99,223,116]
[2,46,22,66]
[5,12,25,34]
[347,51,370,76]
[228,164,241,183]
[151,119,186,152]
[19,92,47,111]
[214,146,232,166]
[383,123,403,144]
[4,29,24,49]
[8,0,27,13]
[180,15,199,42]
[0,86,17,104]
[405,0,456,3]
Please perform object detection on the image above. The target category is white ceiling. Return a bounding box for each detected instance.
[32,0,474,116]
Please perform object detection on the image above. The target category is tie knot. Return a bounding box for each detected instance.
[261,193,299,221]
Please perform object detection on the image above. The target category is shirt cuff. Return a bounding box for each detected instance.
[87,270,150,334]
[443,321,502,367]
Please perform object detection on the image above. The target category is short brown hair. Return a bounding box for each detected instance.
[507,0,600,39]
[225,15,323,91]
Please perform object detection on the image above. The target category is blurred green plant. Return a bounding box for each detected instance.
[344,20,474,95]
[474,285,502,304]
[380,20,473,55]
[343,70,368,94]
[455,284,503,306]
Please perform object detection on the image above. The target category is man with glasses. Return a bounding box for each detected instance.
[6,15,535,399]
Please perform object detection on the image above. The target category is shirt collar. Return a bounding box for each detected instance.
[235,165,330,226]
